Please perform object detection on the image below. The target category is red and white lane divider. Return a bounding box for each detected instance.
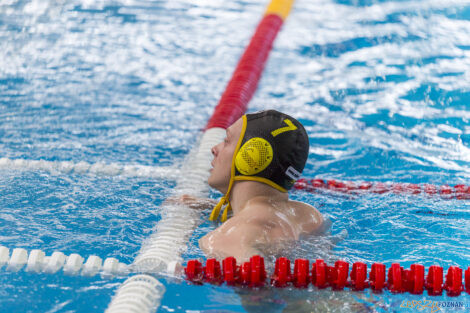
[185,256,470,297]
[294,178,470,200]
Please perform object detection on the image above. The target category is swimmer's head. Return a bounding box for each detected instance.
[208,110,309,222]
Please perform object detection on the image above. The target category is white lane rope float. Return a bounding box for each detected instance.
[0,157,179,180]
[0,245,128,278]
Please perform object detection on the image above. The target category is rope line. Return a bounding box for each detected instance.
[0,246,128,278]
[0,157,178,180]
[294,178,470,199]
[185,256,470,297]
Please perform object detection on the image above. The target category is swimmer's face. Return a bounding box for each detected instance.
[208,118,243,194]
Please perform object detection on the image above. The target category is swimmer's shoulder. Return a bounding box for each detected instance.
[288,200,321,214]
[236,196,325,237]
[239,196,274,219]
[242,197,323,224]
[238,196,292,224]
[288,200,325,233]
[242,196,319,213]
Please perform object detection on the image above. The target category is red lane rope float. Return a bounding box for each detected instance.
[293,178,470,200]
[184,256,470,297]
[205,13,283,130]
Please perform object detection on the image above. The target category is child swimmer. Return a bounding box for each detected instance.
[183,110,324,262]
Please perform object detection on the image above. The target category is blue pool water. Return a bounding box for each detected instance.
[1,0,469,312]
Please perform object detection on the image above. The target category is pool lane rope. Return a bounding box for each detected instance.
[105,1,296,312]
[0,246,166,310]
[0,157,178,180]
[185,256,470,297]
[294,178,470,200]
[0,246,128,278]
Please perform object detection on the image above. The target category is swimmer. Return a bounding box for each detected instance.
[183,110,324,262]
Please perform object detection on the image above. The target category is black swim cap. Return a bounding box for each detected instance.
[233,110,309,191]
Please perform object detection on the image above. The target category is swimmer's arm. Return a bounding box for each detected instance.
[199,215,267,262]
[165,195,218,210]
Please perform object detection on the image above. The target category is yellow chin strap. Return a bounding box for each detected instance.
[209,196,231,223]
[209,115,247,223]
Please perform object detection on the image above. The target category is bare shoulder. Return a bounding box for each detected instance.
[240,197,324,235]
[234,198,291,232]
[239,197,279,220]
[287,200,325,234]
[288,200,322,217]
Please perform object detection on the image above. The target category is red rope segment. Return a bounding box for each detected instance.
[205,14,283,130]
[184,256,470,296]
[293,178,470,200]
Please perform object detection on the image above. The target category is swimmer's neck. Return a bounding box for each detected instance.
[228,181,288,215]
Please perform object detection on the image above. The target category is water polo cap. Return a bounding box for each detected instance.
[209,110,309,222]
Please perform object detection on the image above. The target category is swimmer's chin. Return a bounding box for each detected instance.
[207,181,226,195]
[206,178,218,191]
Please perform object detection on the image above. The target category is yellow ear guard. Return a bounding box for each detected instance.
[209,115,248,223]
[235,137,273,175]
